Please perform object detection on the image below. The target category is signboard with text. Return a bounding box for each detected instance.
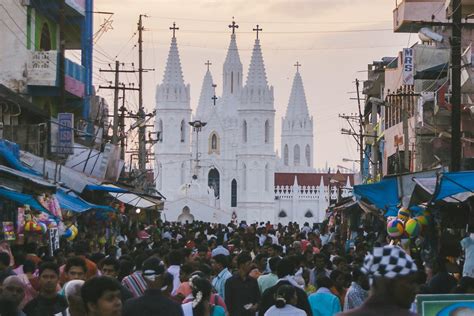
[403,48,414,85]
[58,113,74,155]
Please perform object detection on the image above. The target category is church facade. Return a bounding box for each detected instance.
[154,22,353,225]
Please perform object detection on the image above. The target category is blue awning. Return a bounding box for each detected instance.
[56,189,115,213]
[354,177,400,217]
[434,171,474,201]
[0,140,41,176]
[84,184,128,193]
[0,187,49,214]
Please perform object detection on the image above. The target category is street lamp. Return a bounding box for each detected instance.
[188,120,207,178]
[342,158,360,163]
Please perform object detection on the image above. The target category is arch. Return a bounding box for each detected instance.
[180,120,185,143]
[157,120,163,142]
[180,162,186,184]
[278,210,287,218]
[208,132,220,154]
[265,163,270,192]
[177,206,194,224]
[231,179,237,207]
[264,120,270,143]
[294,144,300,166]
[242,120,248,143]
[305,210,313,218]
[242,164,247,191]
[208,168,220,198]
[40,23,52,51]
[284,144,289,166]
[211,134,217,149]
[305,144,311,167]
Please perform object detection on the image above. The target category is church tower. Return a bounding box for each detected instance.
[238,25,276,222]
[222,19,243,102]
[154,24,192,199]
[280,64,314,171]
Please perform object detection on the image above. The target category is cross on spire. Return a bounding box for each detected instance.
[253,24,263,39]
[294,61,301,72]
[228,17,239,34]
[170,22,179,38]
[205,60,212,71]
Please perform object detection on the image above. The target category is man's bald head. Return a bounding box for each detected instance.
[2,276,25,307]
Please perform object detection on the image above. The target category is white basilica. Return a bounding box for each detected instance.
[154,22,353,225]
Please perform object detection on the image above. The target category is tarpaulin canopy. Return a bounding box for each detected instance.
[0,165,56,189]
[0,140,40,175]
[106,184,162,209]
[434,171,474,201]
[56,189,115,213]
[353,177,400,217]
[84,184,128,193]
[0,186,49,214]
[414,63,448,80]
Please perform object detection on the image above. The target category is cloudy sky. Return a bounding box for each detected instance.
[92,0,415,170]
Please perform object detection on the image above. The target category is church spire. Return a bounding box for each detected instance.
[245,31,268,89]
[196,61,215,120]
[162,31,185,87]
[222,18,243,98]
[285,63,309,119]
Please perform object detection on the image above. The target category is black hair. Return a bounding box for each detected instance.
[316,276,334,289]
[101,257,120,272]
[275,284,296,308]
[65,256,87,273]
[236,252,252,267]
[276,257,295,278]
[23,259,36,274]
[212,254,228,268]
[198,263,212,279]
[168,250,183,266]
[81,276,121,312]
[25,242,38,254]
[268,257,281,273]
[39,261,59,276]
[73,241,88,256]
[190,277,212,316]
[0,252,10,267]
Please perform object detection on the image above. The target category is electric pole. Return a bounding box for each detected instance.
[451,0,462,171]
[355,79,364,174]
[138,14,147,187]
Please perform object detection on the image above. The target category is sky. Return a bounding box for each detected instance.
[92,0,416,171]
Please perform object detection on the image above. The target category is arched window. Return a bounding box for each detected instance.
[305,144,311,167]
[231,179,237,207]
[242,120,247,143]
[264,120,270,143]
[40,23,51,51]
[180,162,186,184]
[211,134,217,150]
[305,210,313,218]
[208,168,220,198]
[278,210,287,218]
[294,144,300,166]
[242,164,247,191]
[265,164,270,191]
[157,120,163,142]
[209,132,220,154]
[180,120,185,143]
[231,71,234,94]
[284,144,289,166]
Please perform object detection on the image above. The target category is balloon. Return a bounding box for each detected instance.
[63,228,72,239]
[38,222,48,234]
[405,218,421,237]
[387,219,404,238]
[24,221,36,232]
[67,225,78,241]
[397,207,411,222]
[416,215,428,227]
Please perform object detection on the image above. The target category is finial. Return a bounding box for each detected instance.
[205,60,212,71]
[294,61,301,72]
[170,22,179,38]
[253,24,263,39]
[229,17,239,34]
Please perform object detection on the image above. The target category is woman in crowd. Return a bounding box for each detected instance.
[181,276,226,316]
[264,284,307,316]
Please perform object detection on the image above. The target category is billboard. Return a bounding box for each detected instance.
[403,48,414,85]
[58,113,74,155]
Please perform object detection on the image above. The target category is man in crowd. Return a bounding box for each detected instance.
[23,262,68,316]
[2,276,26,316]
[166,250,182,296]
[82,276,122,316]
[123,257,183,316]
[211,238,230,257]
[211,254,232,299]
[257,256,280,294]
[64,256,87,283]
[100,257,133,302]
[121,253,148,298]
[344,268,369,311]
[0,252,16,285]
[225,252,260,316]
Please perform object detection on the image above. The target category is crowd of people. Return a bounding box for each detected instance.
[0,219,472,316]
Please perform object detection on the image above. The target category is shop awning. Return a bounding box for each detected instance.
[84,184,128,193]
[56,189,115,213]
[104,184,162,209]
[0,165,56,190]
[0,186,49,214]
[414,63,448,80]
[354,177,400,217]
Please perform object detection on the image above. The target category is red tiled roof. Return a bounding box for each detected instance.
[274,172,354,187]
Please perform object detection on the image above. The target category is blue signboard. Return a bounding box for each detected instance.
[58,113,74,155]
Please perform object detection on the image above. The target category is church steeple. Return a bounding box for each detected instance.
[196,61,215,120]
[245,38,268,89]
[285,64,309,119]
[222,19,243,98]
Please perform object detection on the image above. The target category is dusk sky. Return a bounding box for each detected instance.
[92,0,416,170]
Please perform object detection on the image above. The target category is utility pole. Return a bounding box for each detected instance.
[402,86,410,172]
[138,14,147,188]
[120,85,126,160]
[451,0,462,171]
[355,79,364,175]
[59,0,66,113]
[112,61,120,144]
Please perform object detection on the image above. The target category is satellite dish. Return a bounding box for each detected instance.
[418,27,443,43]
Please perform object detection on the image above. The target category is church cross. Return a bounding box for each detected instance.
[205,60,212,71]
[229,18,239,34]
[253,24,263,39]
[170,22,179,38]
[294,61,301,72]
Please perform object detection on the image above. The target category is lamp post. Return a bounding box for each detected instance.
[188,120,207,178]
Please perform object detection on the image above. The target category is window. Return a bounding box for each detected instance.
[208,168,220,198]
[209,132,220,154]
[284,145,289,166]
[264,120,270,143]
[294,144,300,166]
[305,144,311,167]
[242,164,247,191]
[231,179,237,207]
[243,120,247,143]
[157,120,163,142]
[211,134,217,150]
[40,23,51,51]
[278,210,287,218]
[305,210,313,218]
[231,71,234,94]
[180,162,186,184]
[180,120,185,143]
[265,164,270,191]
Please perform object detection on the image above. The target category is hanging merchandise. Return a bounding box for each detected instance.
[387,218,405,238]
[2,222,15,241]
[63,225,78,241]
[398,207,411,222]
[17,207,26,235]
[405,218,421,237]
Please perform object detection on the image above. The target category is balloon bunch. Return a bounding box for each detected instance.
[387,207,431,239]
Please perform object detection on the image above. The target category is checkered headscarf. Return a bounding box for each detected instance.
[362,245,417,279]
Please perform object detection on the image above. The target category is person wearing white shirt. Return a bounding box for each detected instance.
[166,250,182,296]
[264,284,306,316]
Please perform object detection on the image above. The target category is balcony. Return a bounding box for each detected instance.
[27,51,85,98]
[393,0,447,33]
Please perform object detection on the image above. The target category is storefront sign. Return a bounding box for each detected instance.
[28,51,58,86]
[403,48,414,85]
[48,227,60,256]
[416,294,474,315]
[58,113,74,155]
[2,222,15,241]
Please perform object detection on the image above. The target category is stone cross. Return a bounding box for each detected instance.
[205,60,212,71]
[170,22,179,38]
[229,18,239,34]
[294,61,301,72]
[253,24,263,39]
